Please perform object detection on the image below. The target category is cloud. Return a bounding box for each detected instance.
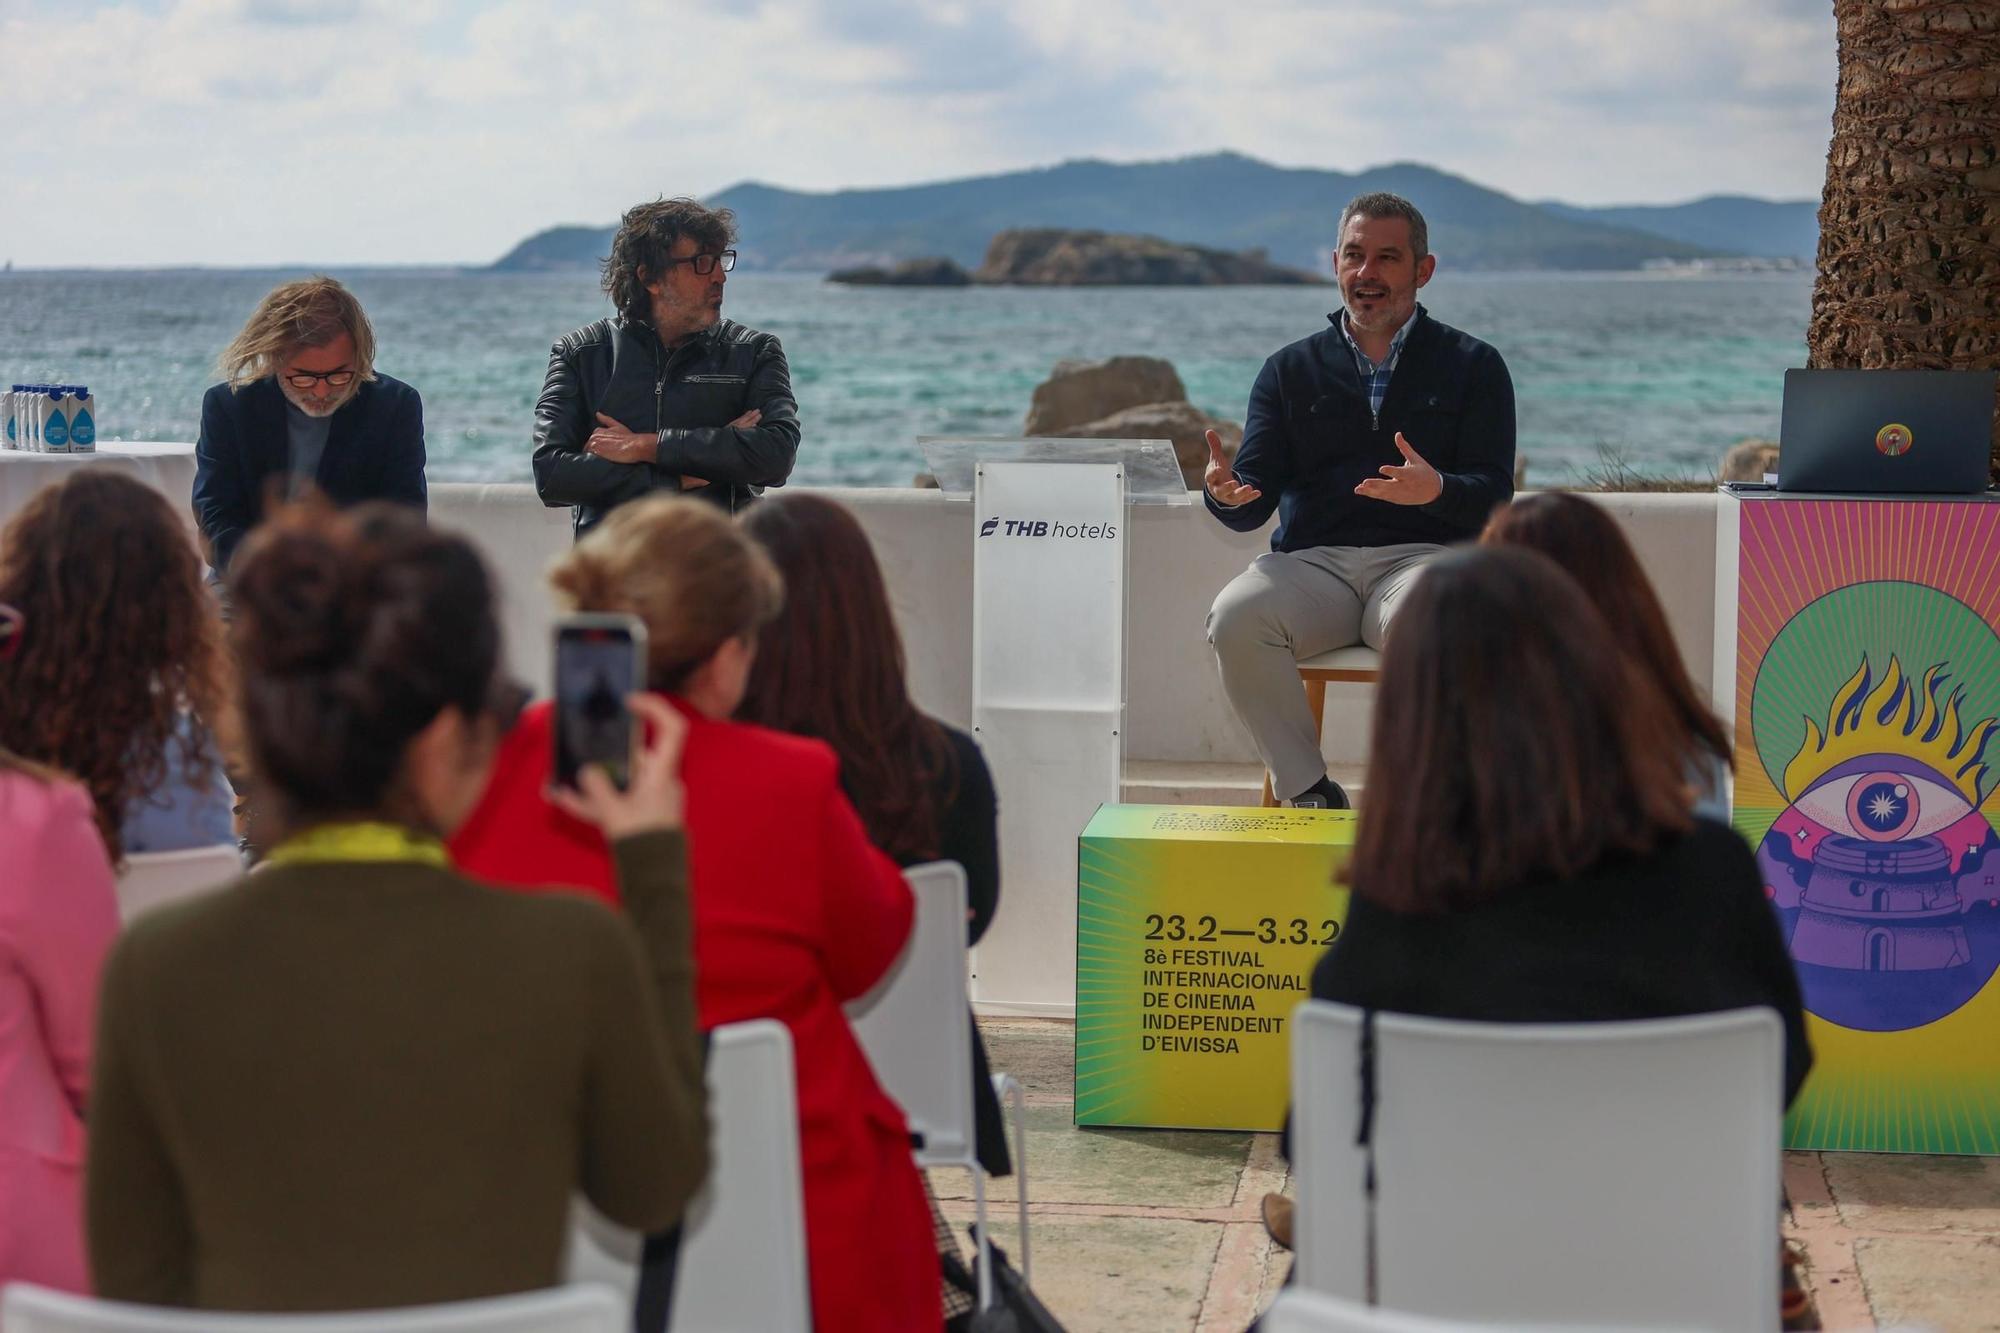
[0,0,1835,266]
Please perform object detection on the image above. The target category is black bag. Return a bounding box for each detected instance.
[941,1231,1067,1333]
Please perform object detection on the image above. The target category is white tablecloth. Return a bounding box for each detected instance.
[0,441,199,536]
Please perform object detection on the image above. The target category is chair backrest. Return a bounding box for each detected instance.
[1291,1001,1782,1332]
[116,844,241,922]
[845,860,974,1167]
[565,1019,810,1333]
[0,1283,623,1333]
[1261,1289,1680,1333]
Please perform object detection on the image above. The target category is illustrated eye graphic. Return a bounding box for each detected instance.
[1790,766,1973,843]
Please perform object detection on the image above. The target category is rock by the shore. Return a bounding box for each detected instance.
[1025,356,1188,435]
[1721,437,1779,482]
[1020,356,1240,489]
[976,229,1330,287]
[827,257,972,287]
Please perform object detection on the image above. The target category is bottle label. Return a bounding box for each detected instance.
[44,413,69,448]
[70,410,95,447]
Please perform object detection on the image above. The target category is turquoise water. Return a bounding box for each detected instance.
[0,269,1811,486]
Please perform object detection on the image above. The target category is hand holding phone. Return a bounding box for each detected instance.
[547,693,689,840]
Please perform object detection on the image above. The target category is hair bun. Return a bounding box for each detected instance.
[230,523,372,675]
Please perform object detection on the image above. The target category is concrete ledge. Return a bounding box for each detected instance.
[431,483,1720,770]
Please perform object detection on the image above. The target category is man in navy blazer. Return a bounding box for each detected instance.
[194,277,426,573]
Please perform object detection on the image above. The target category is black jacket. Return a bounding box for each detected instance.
[193,374,426,573]
[1312,819,1814,1108]
[531,316,801,537]
[1207,306,1515,551]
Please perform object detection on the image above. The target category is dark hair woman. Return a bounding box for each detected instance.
[1316,545,1810,1094]
[85,503,708,1312]
[737,493,1008,1329]
[737,493,999,937]
[0,470,232,860]
[450,495,937,1333]
[1481,492,1732,819]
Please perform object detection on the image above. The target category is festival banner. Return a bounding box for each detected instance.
[1729,496,2000,1154]
[1075,805,1354,1131]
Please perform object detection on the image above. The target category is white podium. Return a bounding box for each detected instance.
[920,437,1190,1014]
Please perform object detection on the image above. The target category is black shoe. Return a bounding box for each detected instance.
[1288,777,1351,810]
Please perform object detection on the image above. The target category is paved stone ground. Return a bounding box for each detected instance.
[939,1019,2000,1333]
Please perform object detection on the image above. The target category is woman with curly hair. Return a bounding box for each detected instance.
[0,470,234,860]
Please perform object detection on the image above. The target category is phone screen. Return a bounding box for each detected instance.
[553,621,641,790]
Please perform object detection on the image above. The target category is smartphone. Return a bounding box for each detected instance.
[552,613,648,790]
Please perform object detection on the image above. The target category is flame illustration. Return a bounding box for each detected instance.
[1783,656,1999,807]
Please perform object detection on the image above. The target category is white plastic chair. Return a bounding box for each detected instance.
[565,1019,810,1333]
[846,860,1031,1311]
[1291,1002,1783,1332]
[0,1283,623,1332]
[1260,1288,1699,1333]
[116,844,241,922]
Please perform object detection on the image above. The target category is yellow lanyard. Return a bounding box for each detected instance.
[262,821,452,870]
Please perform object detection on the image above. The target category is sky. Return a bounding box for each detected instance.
[0,0,1838,268]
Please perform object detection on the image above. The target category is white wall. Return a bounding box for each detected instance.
[431,484,1722,769]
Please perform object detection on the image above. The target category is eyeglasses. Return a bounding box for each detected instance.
[283,369,356,390]
[664,249,737,276]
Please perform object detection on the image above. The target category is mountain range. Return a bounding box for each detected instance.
[491,152,1818,276]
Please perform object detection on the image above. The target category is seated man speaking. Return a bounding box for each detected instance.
[194,277,425,574]
[1204,192,1515,808]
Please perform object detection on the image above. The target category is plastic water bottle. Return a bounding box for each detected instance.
[41,387,70,453]
[67,385,95,451]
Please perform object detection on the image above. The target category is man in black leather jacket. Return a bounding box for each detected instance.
[532,198,801,536]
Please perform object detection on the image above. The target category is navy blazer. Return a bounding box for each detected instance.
[193,374,427,571]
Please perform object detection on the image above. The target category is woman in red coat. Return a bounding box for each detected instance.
[451,497,936,1333]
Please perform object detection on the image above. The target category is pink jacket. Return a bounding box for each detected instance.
[0,768,119,1294]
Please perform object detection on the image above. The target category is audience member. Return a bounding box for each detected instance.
[1204,192,1515,808]
[194,276,426,575]
[1313,545,1809,1092]
[1272,546,1813,1325]
[532,198,800,538]
[1481,492,1733,818]
[86,502,708,1311]
[0,471,232,860]
[737,493,1005,1329]
[451,496,936,1333]
[0,746,120,1296]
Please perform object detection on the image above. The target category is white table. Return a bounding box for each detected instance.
[0,441,199,536]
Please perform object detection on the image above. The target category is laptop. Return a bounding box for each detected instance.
[1776,368,1997,494]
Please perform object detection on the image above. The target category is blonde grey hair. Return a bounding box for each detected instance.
[218,276,377,389]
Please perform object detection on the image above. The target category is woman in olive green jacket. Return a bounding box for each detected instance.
[86,502,708,1312]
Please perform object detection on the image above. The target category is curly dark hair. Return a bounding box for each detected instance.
[0,470,228,861]
[601,197,737,322]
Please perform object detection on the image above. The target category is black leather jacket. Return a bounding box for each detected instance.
[531,315,801,537]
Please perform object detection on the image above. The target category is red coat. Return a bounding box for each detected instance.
[450,697,936,1333]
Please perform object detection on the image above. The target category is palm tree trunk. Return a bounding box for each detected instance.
[1808,0,2000,480]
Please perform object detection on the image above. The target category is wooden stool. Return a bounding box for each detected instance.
[1260,645,1382,806]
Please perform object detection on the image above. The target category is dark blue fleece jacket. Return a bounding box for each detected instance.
[1207,306,1515,551]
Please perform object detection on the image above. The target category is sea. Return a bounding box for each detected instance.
[0,268,1813,487]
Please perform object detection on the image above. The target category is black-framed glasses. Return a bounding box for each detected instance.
[665,249,737,276]
[283,368,356,390]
